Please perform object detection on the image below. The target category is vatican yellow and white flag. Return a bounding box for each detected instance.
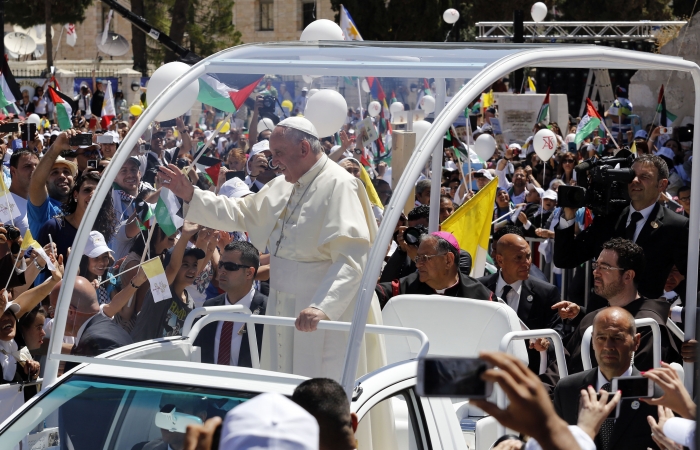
[142,257,172,303]
[340,5,363,41]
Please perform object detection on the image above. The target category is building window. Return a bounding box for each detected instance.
[260,0,274,31]
[301,1,316,30]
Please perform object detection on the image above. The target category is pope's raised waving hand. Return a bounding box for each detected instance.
[158,164,195,202]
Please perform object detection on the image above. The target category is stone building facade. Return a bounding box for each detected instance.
[233,0,335,43]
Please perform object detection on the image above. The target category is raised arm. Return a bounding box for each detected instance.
[14,254,63,319]
[166,221,200,284]
[29,131,75,207]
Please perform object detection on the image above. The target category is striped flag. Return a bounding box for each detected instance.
[656,85,677,126]
[198,75,262,113]
[340,5,363,41]
[536,87,550,124]
[47,87,73,130]
[154,188,183,237]
[134,199,155,230]
[194,154,222,186]
[101,81,116,128]
[141,257,172,303]
[574,99,602,145]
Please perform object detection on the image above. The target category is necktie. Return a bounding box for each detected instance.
[217,322,234,365]
[625,211,643,241]
[599,382,614,450]
[502,285,513,307]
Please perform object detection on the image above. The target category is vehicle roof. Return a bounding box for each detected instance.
[72,359,308,397]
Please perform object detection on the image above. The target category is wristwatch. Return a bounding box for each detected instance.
[33,259,43,270]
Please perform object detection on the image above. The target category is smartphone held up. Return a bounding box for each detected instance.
[416,357,493,398]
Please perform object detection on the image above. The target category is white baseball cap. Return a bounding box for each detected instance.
[249,140,270,157]
[527,184,545,198]
[476,168,494,180]
[219,392,319,450]
[84,231,112,258]
[4,302,19,315]
[277,116,319,139]
[543,189,558,201]
[219,177,252,199]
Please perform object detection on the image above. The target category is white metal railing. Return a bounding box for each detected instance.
[581,318,662,370]
[182,307,430,370]
[476,21,687,42]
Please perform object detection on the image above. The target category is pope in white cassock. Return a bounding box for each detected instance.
[158,117,386,381]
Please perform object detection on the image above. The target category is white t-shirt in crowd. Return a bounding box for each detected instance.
[10,193,28,238]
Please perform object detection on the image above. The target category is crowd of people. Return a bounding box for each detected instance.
[0,75,695,449]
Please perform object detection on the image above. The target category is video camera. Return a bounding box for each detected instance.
[259,95,277,115]
[557,149,636,217]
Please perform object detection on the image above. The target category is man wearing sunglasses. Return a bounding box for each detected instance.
[560,238,680,375]
[194,241,266,368]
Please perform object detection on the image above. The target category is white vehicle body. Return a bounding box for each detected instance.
[1,40,696,449]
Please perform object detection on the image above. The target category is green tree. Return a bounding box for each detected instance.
[6,0,93,70]
[557,0,672,21]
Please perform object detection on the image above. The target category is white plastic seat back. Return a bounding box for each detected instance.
[381,295,528,364]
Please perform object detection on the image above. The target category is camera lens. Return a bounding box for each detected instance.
[267,155,279,170]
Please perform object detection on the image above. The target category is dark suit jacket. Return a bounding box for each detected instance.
[553,202,689,299]
[564,297,681,375]
[553,367,660,450]
[478,272,563,373]
[375,271,493,309]
[193,292,266,368]
[379,249,472,283]
[73,314,134,358]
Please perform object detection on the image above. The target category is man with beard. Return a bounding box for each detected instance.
[563,238,681,374]
[28,131,78,237]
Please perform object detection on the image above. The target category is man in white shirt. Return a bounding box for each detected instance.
[193,241,266,368]
[553,307,661,450]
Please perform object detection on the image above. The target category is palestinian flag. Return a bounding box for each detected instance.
[198,75,262,113]
[574,99,602,145]
[48,87,74,130]
[154,188,184,237]
[389,90,397,104]
[195,154,222,185]
[0,57,21,113]
[536,87,550,125]
[656,85,677,126]
[134,199,155,230]
[101,81,116,128]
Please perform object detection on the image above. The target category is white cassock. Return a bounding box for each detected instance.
[185,154,386,380]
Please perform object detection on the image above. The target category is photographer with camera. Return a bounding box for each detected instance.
[249,94,277,148]
[554,154,689,302]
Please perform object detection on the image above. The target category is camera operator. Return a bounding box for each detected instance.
[249,94,276,147]
[245,140,279,193]
[554,154,689,301]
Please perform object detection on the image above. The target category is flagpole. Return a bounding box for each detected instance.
[356,79,364,118]
[186,113,230,174]
[2,193,14,228]
[600,120,620,149]
[54,26,65,62]
[128,220,156,308]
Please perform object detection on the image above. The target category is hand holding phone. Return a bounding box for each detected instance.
[69,133,93,147]
[416,357,493,398]
[612,375,653,399]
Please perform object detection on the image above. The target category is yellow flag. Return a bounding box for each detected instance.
[528,77,537,92]
[630,141,637,155]
[0,174,8,196]
[441,178,498,277]
[20,230,41,251]
[359,165,383,211]
[481,89,494,109]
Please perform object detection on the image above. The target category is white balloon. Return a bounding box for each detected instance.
[443,8,460,24]
[258,118,276,132]
[474,134,497,161]
[419,95,436,114]
[300,19,344,41]
[307,88,319,98]
[531,2,548,22]
[304,89,347,137]
[390,102,404,115]
[564,133,576,144]
[413,120,432,146]
[26,114,41,126]
[361,79,370,93]
[368,101,381,117]
[533,128,557,161]
[146,62,199,121]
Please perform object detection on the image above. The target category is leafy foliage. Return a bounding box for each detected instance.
[5,0,93,28]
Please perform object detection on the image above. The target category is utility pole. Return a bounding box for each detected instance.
[0,0,6,60]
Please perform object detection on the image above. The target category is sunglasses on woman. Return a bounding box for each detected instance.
[218,261,252,271]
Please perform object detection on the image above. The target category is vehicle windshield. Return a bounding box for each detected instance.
[0,375,257,450]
